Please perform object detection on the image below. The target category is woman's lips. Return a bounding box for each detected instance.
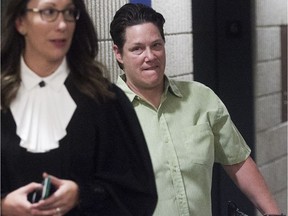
[144,65,158,70]
[51,39,66,48]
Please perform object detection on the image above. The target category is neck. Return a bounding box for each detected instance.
[127,81,164,109]
[23,55,63,77]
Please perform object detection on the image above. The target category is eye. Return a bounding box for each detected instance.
[153,42,163,50]
[131,46,143,55]
[41,8,57,17]
[65,8,76,17]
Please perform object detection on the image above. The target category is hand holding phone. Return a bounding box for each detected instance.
[30,176,53,203]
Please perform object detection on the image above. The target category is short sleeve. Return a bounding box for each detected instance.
[213,99,251,165]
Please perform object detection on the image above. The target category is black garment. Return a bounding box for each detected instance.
[1,77,157,216]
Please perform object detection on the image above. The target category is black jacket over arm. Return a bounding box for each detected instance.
[1,77,157,216]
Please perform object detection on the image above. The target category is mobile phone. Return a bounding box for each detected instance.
[30,176,52,203]
[41,176,51,199]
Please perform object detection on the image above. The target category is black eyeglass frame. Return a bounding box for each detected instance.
[25,8,80,22]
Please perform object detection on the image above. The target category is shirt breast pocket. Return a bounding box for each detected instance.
[178,123,214,167]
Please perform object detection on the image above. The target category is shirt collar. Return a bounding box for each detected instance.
[116,74,137,102]
[21,56,69,92]
[116,74,183,103]
[164,76,183,98]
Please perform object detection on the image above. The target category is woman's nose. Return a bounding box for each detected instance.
[144,49,155,61]
[56,14,68,30]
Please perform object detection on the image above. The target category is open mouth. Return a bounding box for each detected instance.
[51,39,66,47]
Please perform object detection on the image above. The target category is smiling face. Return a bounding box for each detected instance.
[15,0,76,72]
[114,22,166,92]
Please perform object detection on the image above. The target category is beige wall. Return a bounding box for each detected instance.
[84,0,128,81]
[254,0,287,215]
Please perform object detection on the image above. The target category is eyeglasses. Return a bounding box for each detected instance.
[26,8,80,22]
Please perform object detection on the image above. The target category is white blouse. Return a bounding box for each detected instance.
[10,57,76,153]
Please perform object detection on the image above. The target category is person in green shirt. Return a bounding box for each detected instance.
[110,3,283,216]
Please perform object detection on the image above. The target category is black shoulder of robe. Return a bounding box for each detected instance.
[1,77,157,216]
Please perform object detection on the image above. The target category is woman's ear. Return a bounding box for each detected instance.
[15,17,27,35]
[113,44,124,64]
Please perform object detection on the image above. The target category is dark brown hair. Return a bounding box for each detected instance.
[110,3,165,69]
[1,0,114,111]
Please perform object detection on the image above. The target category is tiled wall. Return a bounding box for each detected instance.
[254,0,287,215]
[84,0,128,82]
[152,0,193,80]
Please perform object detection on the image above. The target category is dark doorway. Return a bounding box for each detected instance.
[193,0,255,215]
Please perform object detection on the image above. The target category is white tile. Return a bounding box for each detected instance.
[256,27,281,61]
[256,0,288,26]
[255,94,282,131]
[152,0,192,34]
[255,60,281,96]
[165,34,193,77]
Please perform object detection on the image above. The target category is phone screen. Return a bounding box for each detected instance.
[29,176,53,203]
[41,177,51,199]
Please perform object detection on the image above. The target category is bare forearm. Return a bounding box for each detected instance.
[223,156,281,215]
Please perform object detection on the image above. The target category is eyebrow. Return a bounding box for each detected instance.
[131,38,163,45]
[38,2,75,8]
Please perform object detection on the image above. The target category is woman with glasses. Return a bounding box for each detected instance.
[1,0,157,215]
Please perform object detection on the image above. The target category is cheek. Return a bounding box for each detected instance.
[158,53,166,65]
[27,25,46,40]
[157,50,165,59]
[130,58,144,71]
[26,28,40,43]
[161,54,166,63]
[124,55,141,66]
[69,25,76,38]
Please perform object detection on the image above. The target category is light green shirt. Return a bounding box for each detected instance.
[116,75,251,216]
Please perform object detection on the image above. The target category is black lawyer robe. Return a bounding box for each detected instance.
[1,77,157,215]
